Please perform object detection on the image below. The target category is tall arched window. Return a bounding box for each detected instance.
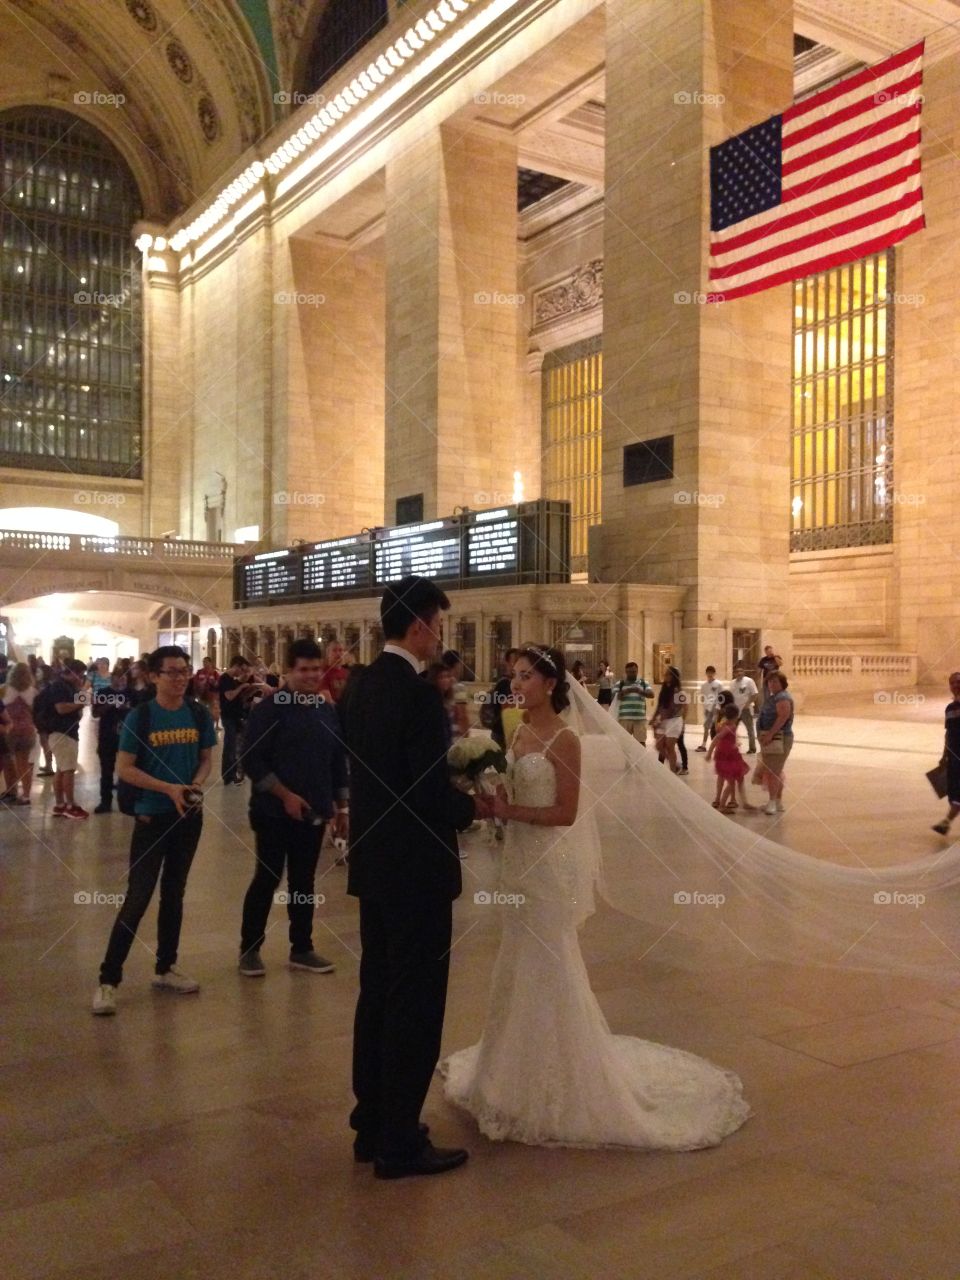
[302,0,389,93]
[0,108,143,476]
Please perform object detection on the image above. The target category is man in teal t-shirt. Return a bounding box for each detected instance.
[92,646,215,1016]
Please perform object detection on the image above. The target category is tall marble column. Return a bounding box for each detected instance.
[601,0,794,677]
[272,236,386,545]
[383,125,528,523]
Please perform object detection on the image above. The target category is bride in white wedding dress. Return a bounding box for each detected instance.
[442,645,751,1150]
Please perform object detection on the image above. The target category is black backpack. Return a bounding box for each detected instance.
[32,684,60,734]
[117,698,208,816]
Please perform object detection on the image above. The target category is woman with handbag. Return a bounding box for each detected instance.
[932,671,960,836]
[756,673,794,816]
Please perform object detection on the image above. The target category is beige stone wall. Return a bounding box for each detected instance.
[384,125,526,523]
[0,470,145,536]
[601,0,794,680]
[789,549,897,645]
[142,264,182,537]
[277,237,386,543]
[177,219,274,544]
[892,46,960,684]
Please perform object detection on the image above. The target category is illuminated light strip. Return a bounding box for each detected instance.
[275,0,519,201]
[165,0,482,253]
[192,189,267,263]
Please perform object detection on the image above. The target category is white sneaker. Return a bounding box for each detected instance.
[776,800,785,812]
[152,966,200,994]
[763,801,778,816]
[92,984,117,1015]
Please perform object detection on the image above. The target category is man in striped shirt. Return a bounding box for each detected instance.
[614,663,654,744]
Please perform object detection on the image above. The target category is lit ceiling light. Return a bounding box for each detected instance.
[165,0,484,251]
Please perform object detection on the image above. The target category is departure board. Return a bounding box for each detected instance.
[302,535,372,595]
[240,549,300,602]
[465,508,520,579]
[234,500,570,606]
[373,519,461,584]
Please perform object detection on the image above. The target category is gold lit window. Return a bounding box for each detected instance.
[791,251,893,550]
[542,338,602,572]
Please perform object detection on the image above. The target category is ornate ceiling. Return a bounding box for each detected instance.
[0,0,291,218]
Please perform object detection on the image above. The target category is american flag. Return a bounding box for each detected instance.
[709,42,925,302]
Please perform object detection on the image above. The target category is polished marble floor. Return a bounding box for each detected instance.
[3,692,960,1280]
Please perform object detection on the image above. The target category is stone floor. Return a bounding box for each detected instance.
[3,692,960,1280]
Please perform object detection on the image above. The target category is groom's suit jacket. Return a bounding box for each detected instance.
[343,651,475,903]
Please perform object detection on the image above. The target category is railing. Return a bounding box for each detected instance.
[0,529,236,561]
[793,652,918,682]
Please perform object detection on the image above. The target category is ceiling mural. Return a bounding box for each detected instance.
[0,0,281,217]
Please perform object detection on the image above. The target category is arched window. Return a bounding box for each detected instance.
[302,0,388,94]
[0,108,143,476]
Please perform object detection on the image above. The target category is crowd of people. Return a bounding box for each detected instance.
[4,591,960,1182]
[580,647,793,816]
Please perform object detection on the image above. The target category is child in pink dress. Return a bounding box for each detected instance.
[706,704,755,813]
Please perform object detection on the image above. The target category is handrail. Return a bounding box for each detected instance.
[0,529,237,560]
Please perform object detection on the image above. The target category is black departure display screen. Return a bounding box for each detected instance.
[241,550,300,602]
[302,535,372,595]
[373,519,461,584]
[465,508,520,579]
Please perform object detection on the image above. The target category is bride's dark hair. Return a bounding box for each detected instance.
[518,645,569,713]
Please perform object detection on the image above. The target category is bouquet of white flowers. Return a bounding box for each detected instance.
[447,733,508,791]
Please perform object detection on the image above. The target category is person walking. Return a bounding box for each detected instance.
[932,671,960,837]
[696,666,724,751]
[652,666,688,775]
[730,664,760,754]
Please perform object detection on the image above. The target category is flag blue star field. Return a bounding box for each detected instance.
[709,42,925,301]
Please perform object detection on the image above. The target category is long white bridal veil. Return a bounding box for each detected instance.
[562,680,960,983]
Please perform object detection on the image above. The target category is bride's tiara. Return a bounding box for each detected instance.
[524,645,558,674]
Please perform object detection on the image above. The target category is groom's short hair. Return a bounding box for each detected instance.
[381,575,450,639]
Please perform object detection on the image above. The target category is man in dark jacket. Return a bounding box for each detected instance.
[343,576,491,1180]
[239,639,349,976]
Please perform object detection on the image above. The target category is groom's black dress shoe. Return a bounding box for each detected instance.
[373,1141,468,1180]
[353,1123,429,1163]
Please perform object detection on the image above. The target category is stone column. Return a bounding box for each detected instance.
[383,125,528,523]
[895,45,960,682]
[601,0,794,680]
[273,236,386,545]
[137,232,181,538]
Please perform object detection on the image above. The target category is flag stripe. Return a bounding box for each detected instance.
[711,159,921,257]
[712,215,925,301]
[781,128,921,203]
[710,185,922,281]
[783,41,923,124]
[783,71,922,151]
[781,104,919,178]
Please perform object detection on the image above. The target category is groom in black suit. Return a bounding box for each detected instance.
[343,575,489,1179]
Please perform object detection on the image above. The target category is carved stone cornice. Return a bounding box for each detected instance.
[532,258,602,331]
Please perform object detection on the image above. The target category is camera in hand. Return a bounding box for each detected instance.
[183,788,204,808]
[301,805,325,828]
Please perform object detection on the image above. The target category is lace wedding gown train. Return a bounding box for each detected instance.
[442,739,751,1150]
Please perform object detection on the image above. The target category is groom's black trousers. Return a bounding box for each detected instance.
[351,890,453,1159]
